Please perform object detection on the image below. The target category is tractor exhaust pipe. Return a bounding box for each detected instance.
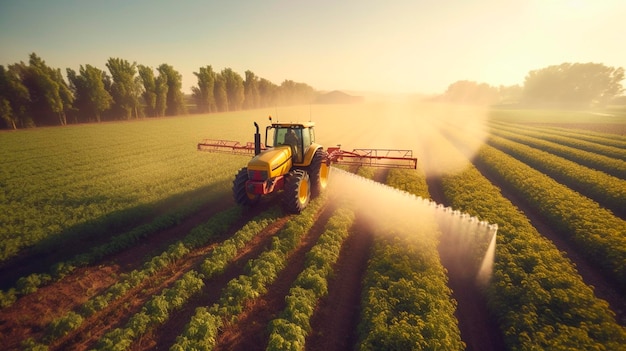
[254,122,261,155]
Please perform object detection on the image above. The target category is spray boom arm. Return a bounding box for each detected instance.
[197,121,418,169]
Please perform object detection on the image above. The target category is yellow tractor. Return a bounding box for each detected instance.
[198,117,417,213]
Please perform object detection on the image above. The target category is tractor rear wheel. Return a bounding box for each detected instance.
[233,167,260,206]
[283,169,310,213]
[308,149,330,196]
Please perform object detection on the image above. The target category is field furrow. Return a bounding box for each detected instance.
[434,125,626,349]
[486,134,626,218]
[3,105,625,350]
[490,124,626,179]
[171,196,327,350]
[493,123,626,160]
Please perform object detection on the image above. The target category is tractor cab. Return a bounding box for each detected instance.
[266,121,315,165]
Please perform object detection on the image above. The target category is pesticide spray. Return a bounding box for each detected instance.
[327,168,498,287]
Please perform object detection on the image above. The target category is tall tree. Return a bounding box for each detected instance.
[67,64,112,123]
[13,53,73,126]
[155,73,168,117]
[523,62,624,107]
[243,70,260,109]
[157,64,186,116]
[441,80,499,105]
[258,78,278,107]
[192,65,216,113]
[221,68,244,111]
[278,80,315,106]
[137,65,157,117]
[214,73,228,112]
[0,65,30,129]
[106,58,141,119]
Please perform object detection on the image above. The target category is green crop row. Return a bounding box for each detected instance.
[489,124,626,179]
[94,208,282,351]
[486,134,626,216]
[356,167,464,351]
[439,130,626,350]
[492,122,626,161]
[171,196,327,351]
[266,207,355,351]
[524,125,626,150]
[0,118,244,263]
[0,187,229,309]
[35,207,240,348]
[476,143,626,289]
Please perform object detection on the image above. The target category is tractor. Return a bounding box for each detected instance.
[198,117,417,213]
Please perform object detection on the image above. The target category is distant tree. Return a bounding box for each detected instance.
[12,53,73,126]
[137,65,157,117]
[522,62,624,108]
[0,65,30,129]
[157,64,186,116]
[441,80,499,105]
[214,73,228,112]
[155,73,168,117]
[106,58,141,119]
[278,80,315,106]
[258,78,278,107]
[67,65,112,123]
[221,68,245,111]
[498,84,523,105]
[243,70,260,109]
[192,65,216,113]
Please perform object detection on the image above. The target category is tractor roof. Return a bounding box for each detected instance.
[272,121,315,129]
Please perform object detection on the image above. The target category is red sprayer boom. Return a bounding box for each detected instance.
[327,147,417,169]
[198,140,417,169]
[197,139,265,155]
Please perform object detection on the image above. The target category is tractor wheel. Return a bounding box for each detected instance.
[308,149,330,196]
[233,167,260,206]
[283,169,311,213]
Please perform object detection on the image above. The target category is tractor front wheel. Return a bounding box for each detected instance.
[283,169,311,213]
[233,167,260,207]
[308,149,330,196]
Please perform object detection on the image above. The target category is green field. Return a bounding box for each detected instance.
[1,102,625,350]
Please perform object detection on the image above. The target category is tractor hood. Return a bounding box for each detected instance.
[247,146,293,180]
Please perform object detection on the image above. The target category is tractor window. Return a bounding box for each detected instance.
[273,128,288,146]
[301,128,312,148]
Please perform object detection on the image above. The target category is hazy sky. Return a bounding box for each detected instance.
[1,0,624,94]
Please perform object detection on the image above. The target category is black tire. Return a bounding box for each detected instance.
[308,149,330,196]
[283,169,311,213]
[233,167,260,207]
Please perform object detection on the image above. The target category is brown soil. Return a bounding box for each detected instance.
[425,175,506,351]
[473,159,626,326]
[212,203,334,351]
[132,214,292,350]
[306,217,374,351]
[0,195,234,350]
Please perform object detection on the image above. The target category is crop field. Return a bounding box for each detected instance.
[1,102,625,350]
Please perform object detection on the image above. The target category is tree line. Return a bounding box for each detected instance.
[0,53,316,129]
[437,62,625,107]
